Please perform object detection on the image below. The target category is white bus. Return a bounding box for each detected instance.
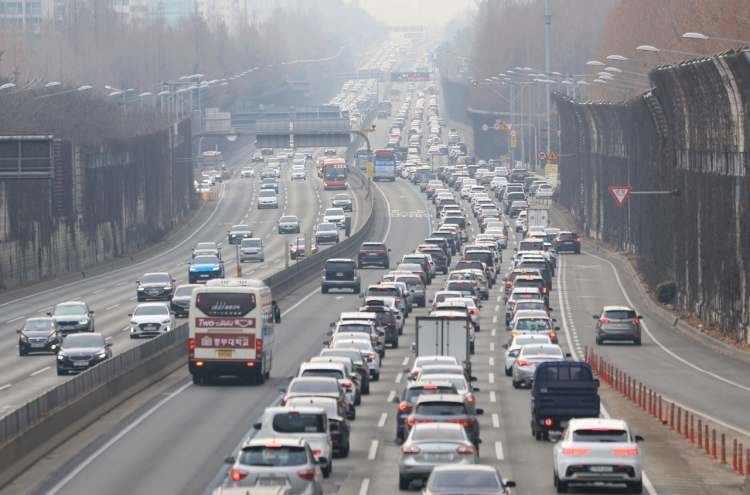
[188,279,280,385]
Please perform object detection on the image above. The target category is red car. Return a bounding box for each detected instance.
[290,238,318,259]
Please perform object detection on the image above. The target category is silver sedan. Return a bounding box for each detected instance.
[503,334,552,376]
[397,422,477,490]
[511,344,570,389]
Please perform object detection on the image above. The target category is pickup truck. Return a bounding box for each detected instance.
[530,361,600,440]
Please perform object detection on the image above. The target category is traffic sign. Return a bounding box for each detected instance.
[510,135,517,147]
[537,150,547,161]
[609,186,632,207]
[481,124,489,131]
[510,130,517,137]
[547,149,559,161]
[493,122,501,130]
[506,122,514,131]
[499,121,509,131]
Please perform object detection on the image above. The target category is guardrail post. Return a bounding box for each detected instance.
[720,432,725,463]
[658,395,663,422]
[738,443,744,475]
[733,438,738,470]
[697,418,702,448]
[670,402,675,430]
[690,414,695,443]
[677,406,682,434]
[705,424,710,454]
[684,410,690,439]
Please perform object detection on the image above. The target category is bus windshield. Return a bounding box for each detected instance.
[324,167,347,181]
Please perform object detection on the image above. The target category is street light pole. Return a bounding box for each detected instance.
[543,0,552,155]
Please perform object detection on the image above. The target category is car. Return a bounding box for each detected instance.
[515,213,527,232]
[192,241,220,259]
[593,306,643,345]
[290,238,318,260]
[319,348,371,394]
[297,361,358,412]
[324,148,337,155]
[555,231,580,253]
[328,339,381,381]
[291,165,307,180]
[331,193,353,211]
[56,332,112,375]
[136,272,176,301]
[323,208,346,229]
[277,215,301,234]
[285,396,351,457]
[237,238,264,263]
[393,381,459,440]
[536,183,554,198]
[17,318,60,356]
[422,465,515,495]
[228,224,253,244]
[260,167,277,179]
[240,167,255,178]
[274,153,288,163]
[397,422,477,490]
[358,242,390,268]
[553,418,644,494]
[321,258,360,293]
[188,255,225,283]
[314,223,339,244]
[260,147,274,155]
[503,334,552,375]
[257,189,279,208]
[511,343,570,388]
[505,287,544,325]
[48,301,95,333]
[281,376,348,412]
[225,437,324,494]
[251,152,264,162]
[129,302,175,339]
[404,395,483,449]
[261,177,279,194]
[169,284,200,317]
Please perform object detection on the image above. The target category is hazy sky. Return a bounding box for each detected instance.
[352,0,477,27]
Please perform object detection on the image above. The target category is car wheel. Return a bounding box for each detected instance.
[57,367,66,376]
[323,459,331,478]
[322,287,329,294]
[555,473,568,493]
[505,366,512,376]
[596,336,602,345]
[392,339,399,349]
[399,475,410,490]
[260,258,265,262]
[633,338,642,346]
[355,394,361,406]
[19,348,27,356]
[383,262,390,269]
[363,385,370,394]
[130,334,137,339]
[354,285,361,294]
[372,371,380,381]
[512,379,520,389]
[628,480,643,494]
[335,238,339,243]
[470,343,474,355]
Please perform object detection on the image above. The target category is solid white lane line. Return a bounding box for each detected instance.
[378,413,388,427]
[402,357,409,366]
[495,441,504,460]
[0,384,11,391]
[38,307,52,313]
[367,440,379,460]
[30,366,51,376]
[643,472,658,495]
[492,413,500,428]
[395,372,403,383]
[488,373,495,383]
[387,390,395,403]
[358,479,370,495]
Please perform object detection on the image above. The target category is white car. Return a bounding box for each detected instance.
[240,167,254,178]
[331,338,381,381]
[129,303,175,339]
[484,228,508,249]
[503,333,552,376]
[536,184,554,198]
[404,355,459,381]
[257,189,278,208]
[515,211,527,232]
[291,165,306,180]
[323,208,346,229]
[553,418,644,494]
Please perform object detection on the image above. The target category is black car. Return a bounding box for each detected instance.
[393,381,458,440]
[170,284,201,317]
[18,318,60,356]
[555,231,581,254]
[56,333,112,375]
[315,223,340,244]
[359,303,400,345]
[331,193,353,212]
[260,148,274,155]
[136,272,176,301]
[358,242,390,269]
[48,302,95,333]
[228,224,253,244]
[192,242,221,259]
[321,258,360,294]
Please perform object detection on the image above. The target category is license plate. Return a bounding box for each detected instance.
[217,350,233,358]
[368,253,377,256]
[200,274,209,278]
[590,466,614,472]
[31,344,45,348]
[145,325,157,330]
[612,324,629,329]
[73,361,88,367]
[259,479,286,486]
[424,453,452,461]
[336,272,343,276]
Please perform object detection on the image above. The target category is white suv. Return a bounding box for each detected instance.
[129,303,174,339]
[323,208,346,229]
[291,165,306,180]
[258,189,278,209]
[240,167,254,178]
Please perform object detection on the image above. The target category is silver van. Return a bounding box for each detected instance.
[240,238,264,263]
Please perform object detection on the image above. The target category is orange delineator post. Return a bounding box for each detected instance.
[670,403,675,430]
[738,443,744,475]
[732,438,737,469]
[720,433,726,464]
[697,419,702,447]
[689,414,695,443]
[705,425,710,454]
[684,410,690,439]
[677,406,682,434]
[658,395,663,422]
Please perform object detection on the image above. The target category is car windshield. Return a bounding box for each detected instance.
[239,446,307,467]
[521,345,562,357]
[334,194,350,200]
[193,256,219,265]
[241,239,262,248]
[196,243,216,250]
[259,190,275,197]
[134,305,169,316]
[232,225,251,232]
[318,224,336,231]
[22,319,55,330]
[141,274,170,284]
[174,286,198,297]
[572,428,629,443]
[326,208,345,216]
[272,413,326,433]
[53,304,87,316]
[411,426,466,441]
[62,334,104,348]
[415,402,467,415]
[279,216,298,223]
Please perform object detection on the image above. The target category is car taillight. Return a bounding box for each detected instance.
[630,319,640,324]
[407,418,435,426]
[359,250,367,254]
[448,418,476,427]
[256,338,262,355]
[298,469,316,481]
[312,450,321,456]
[188,338,195,351]
[368,353,378,359]
[398,402,413,412]
[599,318,610,324]
[456,445,476,455]
[337,398,344,405]
[396,298,401,303]
[470,309,479,315]
[401,445,421,454]
[517,360,533,366]
[563,448,590,455]
[378,250,387,254]
[508,300,515,306]
[510,331,517,338]
[573,237,580,242]
[506,280,513,286]
[231,469,248,481]
[341,381,352,388]
[549,331,557,339]
[612,448,639,456]
[542,287,548,294]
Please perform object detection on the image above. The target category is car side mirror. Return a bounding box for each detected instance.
[224,456,236,464]
[392,396,401,404]
[472,387,481,392]
[594,379,600,387]
[316,456,328,465]
[278,388,287,394]
[359,293,364,298]
[253,422,261,430]
[638,315,644,319]
[593,315,599,319]
[89,310,95,314]
[329,322,336,328]
[135,280,140,284]
[105,343,113,348]
[565,353,572,358]
[555,326,560,331]
[323,341,330,346]
[128,313,133,317]
[410,343,416,353]
[635,435,644,442]
[549,433,562,443]
[172,279,176,283]
[475,408,484,415]
[402,368,410,373]
[501,344,508,349]
[272,301,281,324]
[47,312,52,316]
[470,376,477,381]
[16,329,21,333]
[548,307,555,311]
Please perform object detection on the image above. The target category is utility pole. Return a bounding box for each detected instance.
[543,0,552,154]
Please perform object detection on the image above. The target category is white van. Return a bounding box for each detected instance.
[254,407,333,477]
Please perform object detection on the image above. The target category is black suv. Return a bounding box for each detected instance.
[322,259,361,293]
[404,394,483,448]
[136,272,176,301]
[555,231,581,254]
[358,242,390,269]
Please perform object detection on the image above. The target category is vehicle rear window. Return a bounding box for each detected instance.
[395,276,422,287]
[412,427,466,441]
[514,279,544,289]
[321,350,364,365]
[301,369,344,380]
[519,262,549,272]
[239,446,308,466]
[366,287,399,297]
[415,402,467,415]
[515,302,547,311]
[422,249,445,259]
[519,241,544,251]
[338,324,372,333]
[289,380,339,393]
[603,310,637,320]
[558,233,578,240]
[361,243,386,251]
[443,217,466,228]
[446,282,472,293]
[272,413,326,433]
[405,386,455,404]
[464,252,492,264]
[515,319,552,330]
[572,429,629,443]
[520,345,562,357]
[326,261,355,271]
[538,365,592,381]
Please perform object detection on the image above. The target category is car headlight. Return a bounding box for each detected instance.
[19,332,27,341]
[57,355,64,360]
[48,332,57,341]
[189,266,196,271]
[161,319,171,325]
[164,285,172,290]
[213,264,221,270]
[137,287,145,291]
[97,352,107,359]
[78,318,89,325]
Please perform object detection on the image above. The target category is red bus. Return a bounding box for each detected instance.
[322,159,348,190]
